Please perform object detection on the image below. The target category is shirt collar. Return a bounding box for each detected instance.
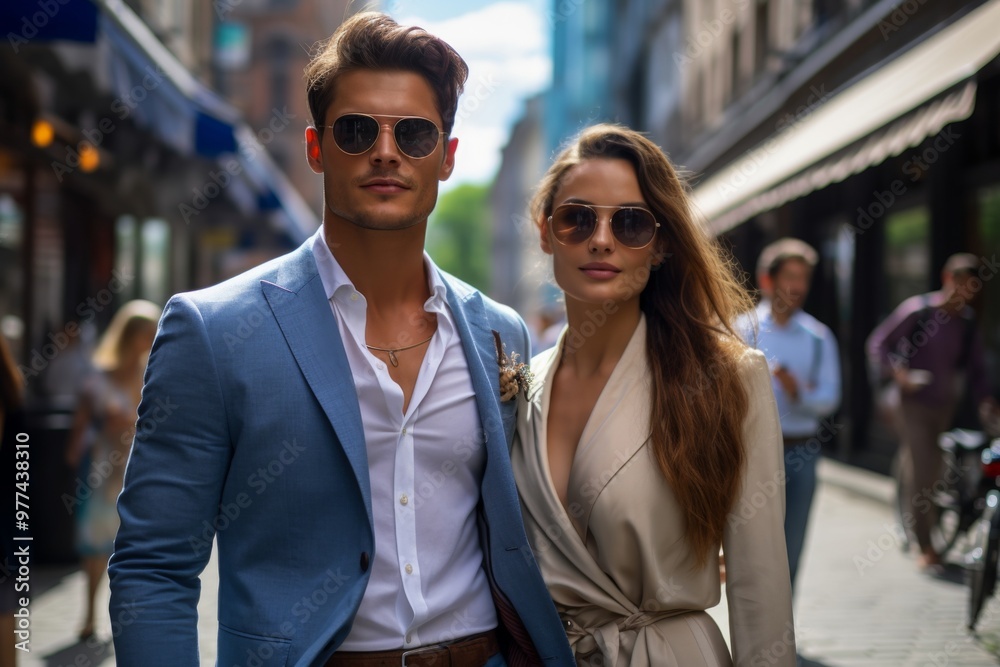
[757,299,804,330]
[311,225,449,308]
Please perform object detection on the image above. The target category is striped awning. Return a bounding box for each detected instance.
[692,0,1000,234]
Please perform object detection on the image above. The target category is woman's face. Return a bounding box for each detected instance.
[540,157,661,309]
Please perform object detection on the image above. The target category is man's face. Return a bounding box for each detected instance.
[768,258,813,315]
[948,270,980,306]
[305,69,457,232]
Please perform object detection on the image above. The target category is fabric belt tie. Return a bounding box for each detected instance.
[325,630,499,667]
[564,609,692,660]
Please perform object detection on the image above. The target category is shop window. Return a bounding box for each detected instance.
[882,207,930,312]
[0,193,24,360]
[141,218,170,307]
[976,186,1000,379]
[115,215,138,302]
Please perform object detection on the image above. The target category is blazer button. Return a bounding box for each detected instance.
[360,551,370,572]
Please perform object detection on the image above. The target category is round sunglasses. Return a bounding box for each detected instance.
[548,203,660,249]
[319,113,445,159]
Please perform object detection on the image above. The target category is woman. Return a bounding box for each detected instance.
[65,300,160,640]
[511,125,794,666]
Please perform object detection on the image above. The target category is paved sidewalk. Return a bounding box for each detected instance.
[19,459,1000,666]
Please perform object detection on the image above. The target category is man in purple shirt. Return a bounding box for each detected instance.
[867,252,998,572]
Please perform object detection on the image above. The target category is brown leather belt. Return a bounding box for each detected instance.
[325,630,500,667]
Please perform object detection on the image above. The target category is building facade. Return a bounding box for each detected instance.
[520,0,1000,471]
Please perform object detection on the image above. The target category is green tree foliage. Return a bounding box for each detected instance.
[427,183,491,291]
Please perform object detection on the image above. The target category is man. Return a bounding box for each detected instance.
[867,252,997,573]
[739,238,841,592]
[108,13,574,666]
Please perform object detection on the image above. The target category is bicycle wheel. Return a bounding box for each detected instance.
[931,501,962,557]
[968,491,1000,630]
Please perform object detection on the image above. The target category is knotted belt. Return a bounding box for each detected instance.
[564,608,697,662]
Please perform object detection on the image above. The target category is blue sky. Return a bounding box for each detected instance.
[381,1,552,189]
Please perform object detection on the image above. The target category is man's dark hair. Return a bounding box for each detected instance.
[757,237,819,278]
[305,12,469,136]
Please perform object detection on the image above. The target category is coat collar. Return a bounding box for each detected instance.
[527,316,652,540]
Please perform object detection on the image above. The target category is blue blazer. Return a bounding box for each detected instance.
[108,241,574,666]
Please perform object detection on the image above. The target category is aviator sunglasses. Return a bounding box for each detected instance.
[320,113,445,159]
[548,203,661,249]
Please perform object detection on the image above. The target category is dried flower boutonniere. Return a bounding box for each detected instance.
[493,330,533,402]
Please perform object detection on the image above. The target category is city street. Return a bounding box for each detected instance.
[20,458,1000,667]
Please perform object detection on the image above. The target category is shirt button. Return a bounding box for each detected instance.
[405,563,413,574]
[400,494,408,506]
[350,293,359,301]
[405,633,412,643]
[401,427,407,435]
[377,363,385,371]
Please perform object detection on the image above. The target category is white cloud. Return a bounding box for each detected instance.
[398,2,550,188]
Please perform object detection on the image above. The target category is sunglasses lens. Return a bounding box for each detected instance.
[551,205,597,244]
[611,208,657,248]
[394,118,441,158]
[332,115,380,154]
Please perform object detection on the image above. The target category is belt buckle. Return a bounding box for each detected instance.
[400,643,447,667]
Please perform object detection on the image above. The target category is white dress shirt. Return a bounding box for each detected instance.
[312,229,497,650]
[738,301,841,438]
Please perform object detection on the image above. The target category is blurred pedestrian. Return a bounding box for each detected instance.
[64,300,159,640]
[1,334,25,667]
[867,252,998,573]
[108,12,573,667]
[512,124,795,665]
[738,238,841,595]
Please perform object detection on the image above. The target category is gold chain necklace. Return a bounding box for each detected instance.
[365,332,434,367]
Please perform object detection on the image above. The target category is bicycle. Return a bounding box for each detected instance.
[966,436,1000,630]
[930,429,991,559]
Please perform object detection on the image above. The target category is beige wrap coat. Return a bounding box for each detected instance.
[511,317,796,666]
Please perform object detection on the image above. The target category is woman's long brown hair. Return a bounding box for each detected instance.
[531,124,754,565]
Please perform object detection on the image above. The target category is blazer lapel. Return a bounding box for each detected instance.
[262,246,372,523]
[443,277,508,452]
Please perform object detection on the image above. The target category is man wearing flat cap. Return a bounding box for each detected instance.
[867,252,999,573]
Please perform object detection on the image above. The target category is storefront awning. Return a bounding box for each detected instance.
[692,0,1000,234]
[3,0,319,238]
[232,126,320,244]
